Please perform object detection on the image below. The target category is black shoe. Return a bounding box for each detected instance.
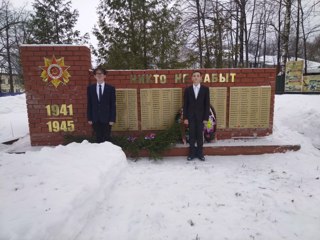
[198,156,205,161]
[187,156,194,161]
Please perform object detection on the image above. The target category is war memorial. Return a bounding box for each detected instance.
[20,45,300,156]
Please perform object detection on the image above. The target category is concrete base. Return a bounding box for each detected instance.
[134,141,301,158]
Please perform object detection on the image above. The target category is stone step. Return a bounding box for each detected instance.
[132,143,301,158]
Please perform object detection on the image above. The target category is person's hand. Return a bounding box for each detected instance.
[184,119,188,125]
[109,122,114,125]
[203,120,208,124]
[88,121,92,125]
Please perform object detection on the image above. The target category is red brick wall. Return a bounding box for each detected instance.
[104,69,276,140]
[20,45,91,146]
[21,45,276,145]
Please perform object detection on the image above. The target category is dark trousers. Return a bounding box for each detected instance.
[188,116,204,157]
[92,122,111,143]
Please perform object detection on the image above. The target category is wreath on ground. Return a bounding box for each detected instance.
[111,122,181,160]
[175,105,217,144]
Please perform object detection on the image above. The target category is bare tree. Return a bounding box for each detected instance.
[0,1,29,93]
[200,0,212,67]
[267,0,284,73]
[281,0,293,73]
[307,34,320,62]
[210,0,227,68]
[234,0,250,67]
[294,0,301,60]
[180,0,318,70]
[300,1,320,73]
[196,0,204,67]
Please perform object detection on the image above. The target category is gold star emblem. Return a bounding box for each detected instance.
[39,56,71,88]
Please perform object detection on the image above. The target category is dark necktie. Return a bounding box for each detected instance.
[99,84,102,101]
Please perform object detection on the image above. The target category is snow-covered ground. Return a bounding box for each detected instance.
[0,94,28,143]
[0,94,320,240]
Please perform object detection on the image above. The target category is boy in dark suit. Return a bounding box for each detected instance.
[183,71,210,161]
[87,67,116,143]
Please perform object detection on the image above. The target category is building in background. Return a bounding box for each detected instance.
[0,73,24,94]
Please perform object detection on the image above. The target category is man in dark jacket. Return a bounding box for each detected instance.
[183,71,210,161]
[87,67,116,143]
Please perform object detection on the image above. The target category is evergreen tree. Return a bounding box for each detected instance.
[150,4,189,69]
[27,0,88,44]
[93,0,188,69]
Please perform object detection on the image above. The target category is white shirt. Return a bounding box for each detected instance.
[193,84,200,99]
[96,82,105,100]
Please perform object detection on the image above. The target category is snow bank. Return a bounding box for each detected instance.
[0,141,127,240]
[274,95,320,148]
[0,94,28,143]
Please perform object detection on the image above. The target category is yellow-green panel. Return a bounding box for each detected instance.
[209,87,227,129]
[140,88,182,130]
[113,89,138,131]
[229,86,271,128]
[229,87,240,128]
[259,86,271,128]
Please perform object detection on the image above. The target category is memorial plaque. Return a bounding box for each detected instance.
[140,88,182,130]
[248,87,260,127]
[229,86,271,128]
[229,88,240,128]
[209,87,227,129]
[259,86,271,128]
[113,89,138,131]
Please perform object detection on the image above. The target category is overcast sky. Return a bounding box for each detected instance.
[10,0,100,47]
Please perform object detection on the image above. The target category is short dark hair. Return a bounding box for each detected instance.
[192,70,202,76]
[93,67,107,75]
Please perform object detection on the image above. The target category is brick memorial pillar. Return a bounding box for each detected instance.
[20,45,92,146]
